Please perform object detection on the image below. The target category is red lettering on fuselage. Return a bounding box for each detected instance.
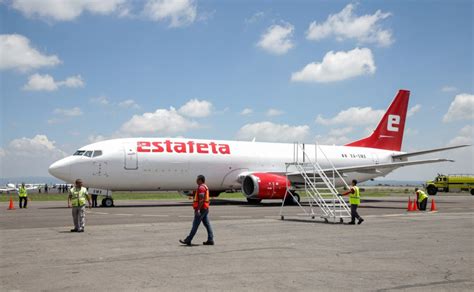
[137,140,231,155]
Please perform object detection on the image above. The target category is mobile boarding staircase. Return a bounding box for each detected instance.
[279,143,352,223]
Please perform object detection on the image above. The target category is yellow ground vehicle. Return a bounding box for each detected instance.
[425,174,474,195]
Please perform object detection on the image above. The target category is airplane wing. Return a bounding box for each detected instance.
[392,145,470,160]
[286,158,453,179]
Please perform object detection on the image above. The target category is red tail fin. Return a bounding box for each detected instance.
[345,90,410,151]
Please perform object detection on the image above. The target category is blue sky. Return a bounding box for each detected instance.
[0,0,472,180]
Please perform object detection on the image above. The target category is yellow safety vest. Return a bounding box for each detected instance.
[349,186,360,205]
[70,187,88,207]
[19,186,28,197]
[417,190,428,203]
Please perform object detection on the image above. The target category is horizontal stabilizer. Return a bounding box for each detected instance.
[392,144,470,159]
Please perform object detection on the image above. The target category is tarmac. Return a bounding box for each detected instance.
[1,194,473,291]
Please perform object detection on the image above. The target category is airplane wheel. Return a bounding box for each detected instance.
[101,198,106,206]
[427,185,437,196]
[246,198,262,204]
[103,198,114,207]
[284,192,300,205]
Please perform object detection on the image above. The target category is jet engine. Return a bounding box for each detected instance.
[242,173,291,201]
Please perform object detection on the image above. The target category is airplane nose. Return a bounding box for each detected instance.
[48,159,71,181]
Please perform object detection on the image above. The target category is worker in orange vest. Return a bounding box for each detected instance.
[180,175,214,246]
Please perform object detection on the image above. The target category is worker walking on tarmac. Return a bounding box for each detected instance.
[68,179,91,233]
[339,179,364,225]
[415,188,429,211]
[180,175,214,246]
[18,183,28,209]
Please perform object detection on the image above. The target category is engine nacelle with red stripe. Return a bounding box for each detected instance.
[242,173,291,199]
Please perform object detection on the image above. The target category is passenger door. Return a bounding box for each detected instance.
[124,143,138,170]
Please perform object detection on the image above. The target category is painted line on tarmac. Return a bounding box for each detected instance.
[219,215,253,219]
[115,213,134,216]
[141,214,169,217]
[178,215,194,218]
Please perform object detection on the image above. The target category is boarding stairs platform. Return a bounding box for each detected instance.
[279,143,351,223]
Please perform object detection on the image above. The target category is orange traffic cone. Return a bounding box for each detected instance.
[407,197,413,211]
[412,199,418,211]
[7,196,15,210]
[430,199,438,212]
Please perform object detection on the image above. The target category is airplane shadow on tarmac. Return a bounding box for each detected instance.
[39,198,408,210]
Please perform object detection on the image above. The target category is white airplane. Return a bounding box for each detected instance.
[0,183,39,193]
[49,90,468,206]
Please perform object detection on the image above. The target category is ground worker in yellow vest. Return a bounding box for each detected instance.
[18,183,28,209]
[339,179,364,225]
[180,175,214,246]
[68,179,91,232]
[415,188,429,211]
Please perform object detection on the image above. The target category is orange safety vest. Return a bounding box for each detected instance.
[193,184,210,210]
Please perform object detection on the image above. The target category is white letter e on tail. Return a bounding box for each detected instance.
[387,115,400,132]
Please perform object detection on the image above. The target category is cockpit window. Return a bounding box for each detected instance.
[74,150,86,156]
[92,150,103,157]
[84,151,93,158]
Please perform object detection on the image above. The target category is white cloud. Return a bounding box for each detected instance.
[23,74,84,91]
[316,127,353,145]
[57,75,84,88]
[0,147,5,158]
[10,0,127,21]
[316,106,384,126]
[447,125,473,146]
[443,93,474,122]
[306,3,393,47]
[407,104,421,117]
[178,99,213,118]
[121,107,198,135]
[328,127,353,137]
[236,122,309,142]
[257,23,295,55]
[291,47,376,83]
[266,108,284,117]
[441,86,458,93]
[240,108,253,115]
[245,11,264,24]
[90,96,111,105]
[118,99,140,109]
[1,135,67,177]
[88,135,108,143]
[0,34,61,72]
[54,107,83,117]
[144,0,197,27]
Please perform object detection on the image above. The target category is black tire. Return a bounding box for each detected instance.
[427,185,437,196]
[246,198,262,204]
[101,198,106,206]
[103,197,114,207]
[470,189,474,196]
[284,192,300,205]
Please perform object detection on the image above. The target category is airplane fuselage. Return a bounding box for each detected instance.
[49,138,400,192]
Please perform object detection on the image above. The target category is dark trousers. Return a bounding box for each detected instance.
[19,197,28,208]
[91,195,98,207]
[351,204,361,222]
[185,209,214,243]
[418,198,428,211]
